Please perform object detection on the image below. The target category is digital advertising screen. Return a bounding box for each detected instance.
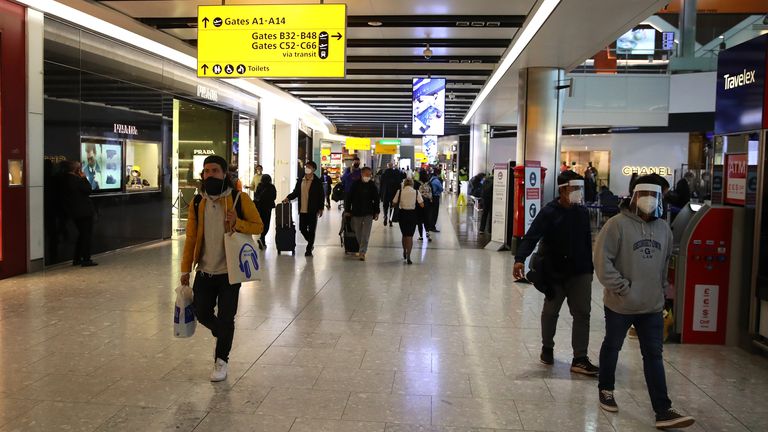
[412,78,446,136]
[616,29,656,55]
[81,139,122,192]
[423,135,438,164]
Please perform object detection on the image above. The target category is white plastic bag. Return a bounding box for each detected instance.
[224,193,260,284]
[174,284,196,338]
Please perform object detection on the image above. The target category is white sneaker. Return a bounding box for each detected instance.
[210,358,228,382]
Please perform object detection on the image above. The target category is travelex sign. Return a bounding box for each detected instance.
[197,4,346,78]
[723,69,757,90]
[714,34,767,135]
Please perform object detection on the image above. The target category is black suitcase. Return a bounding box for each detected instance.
[275,225,296,256]
[341,220,359,254]
[275,202,296,255]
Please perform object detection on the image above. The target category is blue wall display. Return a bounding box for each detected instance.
[714,34,767,135]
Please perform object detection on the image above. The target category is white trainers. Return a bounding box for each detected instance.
[210,358,228,382]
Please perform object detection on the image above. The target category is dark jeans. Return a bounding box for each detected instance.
[599,306,671,414]
[480,202,492,232]
[73,215,94,262]
[382,199,391,222]
[258,207,272,244]
[541,273,592,358]
[431,195,441,229]
[192,272,241,363]
[298,212,318,250]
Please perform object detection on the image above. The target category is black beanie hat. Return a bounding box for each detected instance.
[203,155,227,173]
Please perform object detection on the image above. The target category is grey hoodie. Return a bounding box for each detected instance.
[594,208,672,315]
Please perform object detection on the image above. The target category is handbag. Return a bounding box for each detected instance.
[173,284,196,338]
[391,186,403,223]
[224,193,260,284]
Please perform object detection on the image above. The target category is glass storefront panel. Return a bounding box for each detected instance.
[125,140,161,191]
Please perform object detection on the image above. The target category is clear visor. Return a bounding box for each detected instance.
[559,180,585,206]
[631,184,663,218]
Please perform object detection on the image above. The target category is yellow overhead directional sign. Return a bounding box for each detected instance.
[345,137,371,151]
[197,4,346,78]
[375,145,398,155]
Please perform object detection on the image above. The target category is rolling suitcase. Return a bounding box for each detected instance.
[341,220,359,254]
[275,202,296,256]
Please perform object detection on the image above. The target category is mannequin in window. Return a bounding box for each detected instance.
[126,165,150,189]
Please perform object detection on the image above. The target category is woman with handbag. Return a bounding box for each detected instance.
[392,178,424,264]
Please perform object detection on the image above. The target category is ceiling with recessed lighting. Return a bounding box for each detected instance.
[93,0,667,136]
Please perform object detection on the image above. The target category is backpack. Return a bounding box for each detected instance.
[419,182,433,201]
[331,182,345,202]
[193,192,244,221]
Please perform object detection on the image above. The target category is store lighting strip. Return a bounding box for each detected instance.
[18,0,332,132]
[461,0,561,125]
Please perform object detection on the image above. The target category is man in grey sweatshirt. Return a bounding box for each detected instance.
[594,176,694,430]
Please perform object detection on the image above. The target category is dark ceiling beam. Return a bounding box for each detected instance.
[138,15,526,30]
[347,38,512,48]
[266,79,486,86]
[346,68,491,76]
[347,55,500,63]
[347,15,525,28]
[285,87,479,94]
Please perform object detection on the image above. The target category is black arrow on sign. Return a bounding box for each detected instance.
[202,17,210,28]
[201,64,209,74]
[332,32,342,41]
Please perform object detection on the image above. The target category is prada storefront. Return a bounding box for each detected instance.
[43,18,259,265]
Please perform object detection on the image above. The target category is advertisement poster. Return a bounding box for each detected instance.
[725,153,747,206]
[81,140,122,191]
[616,28,656,55]
[412,78,445,136]
[693,284,719,332]
[524,162,542,234]
[423,135,438,164]
[491,163,509,244]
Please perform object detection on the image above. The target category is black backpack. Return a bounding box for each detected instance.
[331,182,345,202]
[193,192,244,220]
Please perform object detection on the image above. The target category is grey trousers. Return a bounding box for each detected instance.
[351,215,374,253]
[541,272,593,358]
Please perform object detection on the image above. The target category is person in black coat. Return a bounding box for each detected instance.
[283,161,325,256]
[254,174,277,250]
[62,160,98,267]
[380,164,404,226]
[479,175,494,234]
[344,167,380,260]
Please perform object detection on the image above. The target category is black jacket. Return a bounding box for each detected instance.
[287,175,325,214]
[254,183,277,211]
[63,173,95,219]
[380,168,404,200]
[514,199,593,277]
[345,180,381,217]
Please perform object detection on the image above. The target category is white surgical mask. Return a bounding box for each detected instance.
[568,189,583,204]
[637,196,658,214]
[362,176,371,183]
[305,168,313,175]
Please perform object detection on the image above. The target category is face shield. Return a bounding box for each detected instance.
[559,179,585,206]
[631,184,663,218]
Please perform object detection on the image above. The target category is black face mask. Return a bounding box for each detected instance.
[203,177,225,196]
[353,163,360,169]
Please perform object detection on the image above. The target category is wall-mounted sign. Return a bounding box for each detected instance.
[714,34,767,134]
[662,31,675,51]
[378,139,401,145]
[621,166,673,176]
[616,28,656,55]
[414,152,427,163]
[423,135,437,164]
[345,137,371,151]
[196,84,219,102]
[524,162,542,234]
[197,4,347,78]
[113,123,138,135]
[412,77,446,136]
[725,153,747,206]
[375,145,398,155]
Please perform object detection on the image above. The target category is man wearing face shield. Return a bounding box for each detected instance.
[513,171,599,376]
[594,176,694,429]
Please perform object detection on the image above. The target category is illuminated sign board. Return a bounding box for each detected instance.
[616,28,656,55]
[197,4,347,78]
[378,139,401,145]
[714,34,767,134]
[412,78,446,136]
[423,135,437,164]
[621,166,673,176]
[375,145,398,155]
[345,137,371,150]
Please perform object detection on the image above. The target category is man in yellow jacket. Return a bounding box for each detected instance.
[180,155,263,382]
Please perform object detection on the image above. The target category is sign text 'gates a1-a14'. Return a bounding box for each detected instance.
[197,4,346,78]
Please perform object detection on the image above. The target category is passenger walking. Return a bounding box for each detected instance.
[479,174,493,234]
[417,172,434,241]
[321,168,332,209]
[380,163,404,226]
[254,174,277,250]
[283,161,325,257]
[247,165,263,198]
[62,160,98,267]
[180,155,263,382]
[429,169,444,232]
[342,156,362,193]
[228,164,243,192]
[344,167,380,261]
[594,175,695,429]
[512,170,599,376]
[392,178,424,265]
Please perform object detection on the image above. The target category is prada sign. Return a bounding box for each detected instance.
[113,123,138,135]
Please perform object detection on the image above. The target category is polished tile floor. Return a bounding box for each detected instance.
[1,202,767,431]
